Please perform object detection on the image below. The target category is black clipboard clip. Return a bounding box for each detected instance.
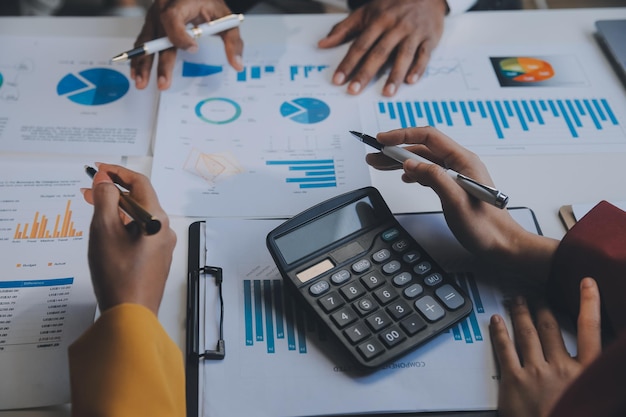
[187,264,225,361]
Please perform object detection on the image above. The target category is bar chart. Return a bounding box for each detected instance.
[13,200,83,240]
[289,65,329,81]
[374,97,621,140]
[266,158,337,189]
[243,279,327,354]
[447,272,485,344]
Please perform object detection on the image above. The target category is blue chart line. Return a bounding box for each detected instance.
[266,159,337,189]
[182,62,223,77]
[446,272,484,344]
[243,279,326,354]
[237,65,275,82]
[289,65,329,81]
[376,98,620,139]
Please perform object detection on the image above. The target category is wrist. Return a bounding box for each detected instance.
[499,230,559,283]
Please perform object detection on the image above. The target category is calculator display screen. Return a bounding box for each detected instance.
[275,196,377,264]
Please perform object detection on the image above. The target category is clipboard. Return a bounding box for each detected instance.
[183,208,544,417]
[186,221,226,417]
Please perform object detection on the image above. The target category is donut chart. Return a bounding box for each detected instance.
[497,57,554,82]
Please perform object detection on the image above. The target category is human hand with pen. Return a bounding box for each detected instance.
[318,0,448,97]
[366,127,560,281]
[81,163,176,315]
[131,0,244,91]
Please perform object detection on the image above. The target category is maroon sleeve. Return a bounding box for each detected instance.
[548,200,626,336]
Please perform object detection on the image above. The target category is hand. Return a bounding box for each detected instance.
[366,127,559,279]
[82,163,177,315]
[489,277,602,417]
[317,0,447,97]
[131,0,244,91]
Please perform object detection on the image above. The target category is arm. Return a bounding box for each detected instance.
[131,0,244,90]
[69,163,184,417]
[318,0,448,97]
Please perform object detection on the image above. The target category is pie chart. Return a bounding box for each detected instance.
[497,57,554,82]
[57,68,129,106]
[280,97,330,124]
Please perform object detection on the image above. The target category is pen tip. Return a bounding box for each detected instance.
[110,53,128,63]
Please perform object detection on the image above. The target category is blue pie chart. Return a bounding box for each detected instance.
[280,97,330,124]
[57,68,129,106]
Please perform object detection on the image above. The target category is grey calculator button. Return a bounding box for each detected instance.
[318,291,344,313]
[392,271,412,287]
[352,259,371,273]
[382,260,402,275]
[309,280,330,296]
[357,338,385,360]
[403,283,423,298]
[372,248,391,263]
[379,325,406,348]
[413,261,431,276]
[402,251,421,264]
[331,307,358,328]
[392,239,410,252]
[354,296,377,316]
[435,284,465,310]
[415,296,445,322]
[360,272,385,290]
[344,323,371,344]
[331,269,351,285]
[400,314,427,335]
[423,273,443,287]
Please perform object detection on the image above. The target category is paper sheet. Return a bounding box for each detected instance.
[198,208,542,417]
[0,157,105,409]
[0,35,157,156]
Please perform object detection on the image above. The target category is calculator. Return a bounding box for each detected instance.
[266,187,473,368]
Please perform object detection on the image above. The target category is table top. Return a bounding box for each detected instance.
[2,7,626,416]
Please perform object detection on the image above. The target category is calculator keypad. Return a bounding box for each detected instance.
[307,226,470,367]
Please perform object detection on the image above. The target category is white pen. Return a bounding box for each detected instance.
[111,13,244,63]
[350,131,509,209]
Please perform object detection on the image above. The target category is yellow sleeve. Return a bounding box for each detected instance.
[68,303,186,417]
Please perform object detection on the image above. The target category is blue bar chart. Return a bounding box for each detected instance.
[237,65,276,82]
[266,159,337,189]
[375,97,622,140]
[289,65,329,81]
[243,279,326,354]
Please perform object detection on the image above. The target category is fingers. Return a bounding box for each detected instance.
[576,277,602,365]
[509,296,547,365]
[221,28,244,72]
[534,302,569,363]
[489,314,522,372]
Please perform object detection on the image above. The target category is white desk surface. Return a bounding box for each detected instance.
[2,7,626,416]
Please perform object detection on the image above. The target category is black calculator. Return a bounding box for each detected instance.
[266,187,473,368]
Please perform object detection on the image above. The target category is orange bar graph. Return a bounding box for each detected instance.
[14,200,83,240]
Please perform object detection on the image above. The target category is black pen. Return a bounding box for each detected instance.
[350,131,509,209]
[85,165,162,235]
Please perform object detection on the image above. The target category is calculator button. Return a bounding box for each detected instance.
[309,280,330,296]
[423,273,444,287]
[365,311,392,331]
[400,314,427,335]
[340,281,366,301]
[403,283,424,299]
[331,307,358,328]
[382,260,402,275]
[352,259,371,274]
[317,291,345,313]
[379,325,406,348]
[391,239,410,252]
[415,296,445,322]
[357,338,385,361]
[372,248,391,263]
[344,323,371,344]
[392,271,412,287]
[413,261,432,276]
[381,228,400,242]
[331,269,351,285]
[435,284,466,310]
[386,300,411,320]
[402,251,421,264]
[353,296,378,316]
[360,272,385,290]
[373,284,398,305]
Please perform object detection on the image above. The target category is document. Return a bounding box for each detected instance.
[0,157,102,409]
[0,35,157,156]
[196,208,543,417]
[358,43,626,155]
[151,39,626,217]
[150,41,372,217]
